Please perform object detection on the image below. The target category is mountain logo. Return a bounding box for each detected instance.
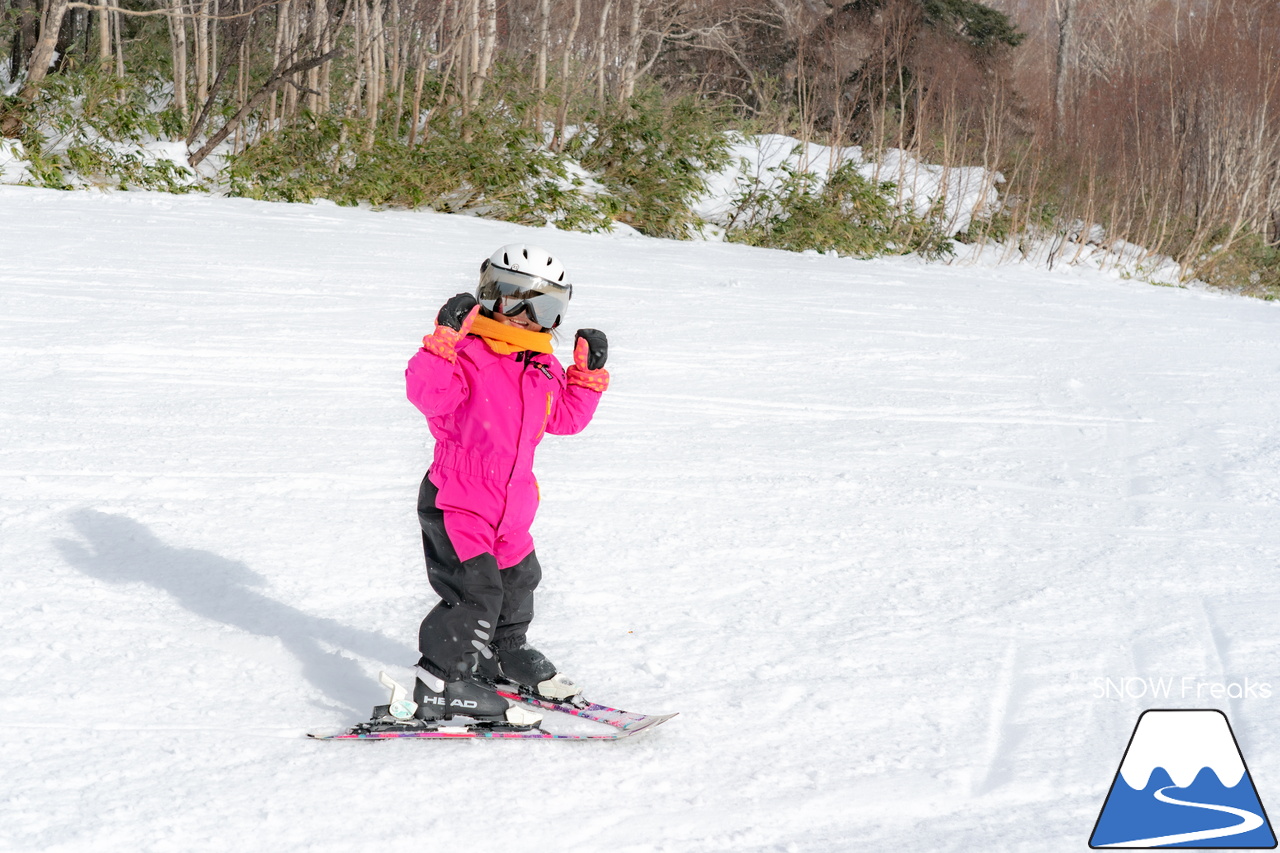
[1090,709,1276,848]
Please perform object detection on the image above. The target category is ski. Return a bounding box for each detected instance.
[307,722,646,741]
[496,689,677,734]
[307,674,676,741]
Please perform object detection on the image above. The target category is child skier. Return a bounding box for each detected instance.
[404,243,609,728]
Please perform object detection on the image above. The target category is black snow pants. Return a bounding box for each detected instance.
[416,471,542,680]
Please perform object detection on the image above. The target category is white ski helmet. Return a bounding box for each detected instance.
[476,243,573,329]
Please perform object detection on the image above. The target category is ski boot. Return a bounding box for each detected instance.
[412,666,542,729]
[493,644,584,704]
[356,670,538,734]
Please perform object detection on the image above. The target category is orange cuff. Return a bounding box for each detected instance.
[422,326,464,363]
[566,366,609,392]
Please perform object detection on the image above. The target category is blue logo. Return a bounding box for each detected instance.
[1091,709,1276,848]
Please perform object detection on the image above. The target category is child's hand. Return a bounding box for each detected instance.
[573,329,608,370]
[437,292,479,332]
[422,295,480,362]
[568,329,609,392]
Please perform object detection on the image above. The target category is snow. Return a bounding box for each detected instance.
[954,221,1188,288]
[0,140,34,184]
[2,184,1280,851]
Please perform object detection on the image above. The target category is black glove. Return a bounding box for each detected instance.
[574,329,608,370]
[437,292,479,331]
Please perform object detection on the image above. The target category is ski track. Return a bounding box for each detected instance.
[2,185,1280,851]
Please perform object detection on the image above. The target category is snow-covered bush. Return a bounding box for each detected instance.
[225,84,731,236]
[17,72,200,193]
[721,157,953,259]
[561,88,733,239]
[226,102,610,230]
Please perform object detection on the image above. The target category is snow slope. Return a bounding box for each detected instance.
[2,185,1279,852]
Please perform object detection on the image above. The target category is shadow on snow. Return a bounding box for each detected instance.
[54,508,411,714]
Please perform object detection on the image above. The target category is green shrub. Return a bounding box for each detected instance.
[20,71,199,193]
[563,87,732,238]
[724,155,953,259]
[1197,232,1280,300]
[228,79,734,236]
[956,206,1014,244]
[228,98,611,229]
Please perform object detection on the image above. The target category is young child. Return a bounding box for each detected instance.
[405,243,609,727]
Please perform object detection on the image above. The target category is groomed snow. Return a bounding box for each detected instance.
[2,185,1280,852]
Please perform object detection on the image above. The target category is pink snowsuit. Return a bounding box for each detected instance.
[406,335,602,568]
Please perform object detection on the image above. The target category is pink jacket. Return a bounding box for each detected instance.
[406,335,602,568]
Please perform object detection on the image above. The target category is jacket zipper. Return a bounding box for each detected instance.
[495,352,533,543]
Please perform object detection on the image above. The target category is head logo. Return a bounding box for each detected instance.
[1090,709,1276,848]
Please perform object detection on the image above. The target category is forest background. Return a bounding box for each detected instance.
[1,0,1278,298]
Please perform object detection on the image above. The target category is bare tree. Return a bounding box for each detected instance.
[533,0,550,126]
[189,45,342,165]
[1051,0,1074,136]
[553,0,583,145]
[594,0,614,106]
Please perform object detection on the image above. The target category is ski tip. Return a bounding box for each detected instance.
[618,712,678,737]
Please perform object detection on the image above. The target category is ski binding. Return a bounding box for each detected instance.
[308,672,676,741]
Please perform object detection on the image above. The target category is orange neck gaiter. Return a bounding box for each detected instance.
[469,314,554,355]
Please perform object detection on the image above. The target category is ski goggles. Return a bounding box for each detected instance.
[477,266,572,329]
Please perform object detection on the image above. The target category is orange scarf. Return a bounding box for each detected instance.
[469,314,554,355]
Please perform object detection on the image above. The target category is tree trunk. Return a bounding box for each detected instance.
[462,0,477,107]
[407,36,427,145]
[595,0,613,108]
[306,0,322,115]
[97,0,111,69]
[187,16,244,147]
[113,3,124,78]
[170,0,189,120]
[269,0,286,124]
[19,0,70,99]
[366,0,386,149]
[319,16,332,113]
[347,0,366,116]
[53,0,79,71]
[189,47,342,166]
[553,0,582,148]
[533,0,550,127]
[618,0,643,101]
[389,0,403,134]
[193,0,208,106]
[234,23,248,151]
[472,0,495,104]
[16,0,40,77]
[210,0,219,97]
[1053,0,1075,138]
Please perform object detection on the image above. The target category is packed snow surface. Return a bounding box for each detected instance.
[2,186,1280,852]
